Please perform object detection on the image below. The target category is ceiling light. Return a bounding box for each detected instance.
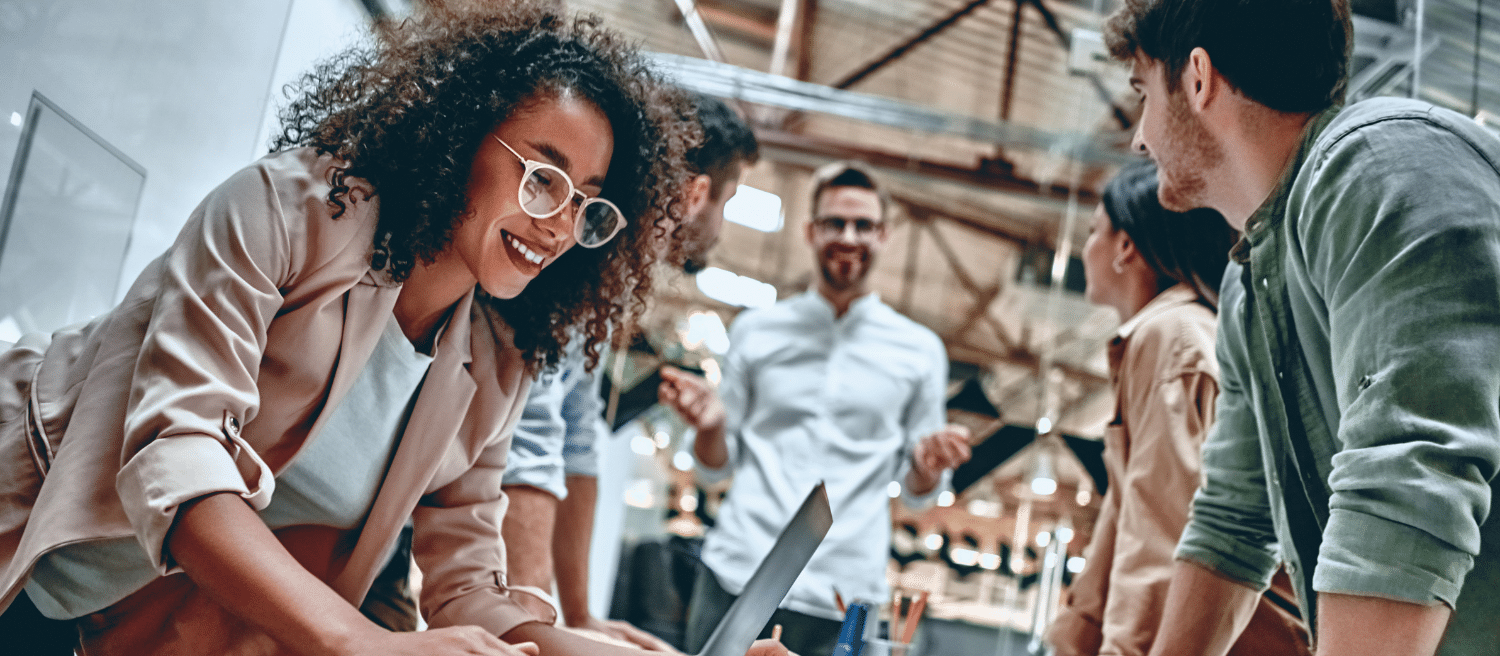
[631,435,657,456]
[1029,446,1057,496]
[696,267,777,308]
[724,185,783,232]
[950,548,979,567]
[682,311,730,354]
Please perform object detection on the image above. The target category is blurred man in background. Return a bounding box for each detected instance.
[661,161,972,656]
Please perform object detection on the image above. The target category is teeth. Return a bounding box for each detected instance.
[509,235,545,265]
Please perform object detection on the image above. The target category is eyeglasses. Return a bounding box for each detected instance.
[812,216,883,237]
[493,135,626,248]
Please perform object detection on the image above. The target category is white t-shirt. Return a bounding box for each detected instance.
[25,313,430,619]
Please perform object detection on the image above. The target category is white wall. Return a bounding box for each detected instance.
[0,0,368,304]
[253,0,372,164]
[2,0,644,620]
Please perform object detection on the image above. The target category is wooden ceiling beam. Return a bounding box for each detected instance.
[999,0,1027,122]
[756,128,1100,211]
[794,0,818,82]
[696,1,778,44]
[831,0,996,89]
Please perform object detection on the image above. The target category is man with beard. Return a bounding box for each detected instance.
[359,94,759,650]
[660,161,973,656]
[1104,1,1500,655]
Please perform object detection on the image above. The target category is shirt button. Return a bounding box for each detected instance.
[1260,277,1270,289]
[1276,371,1284,380]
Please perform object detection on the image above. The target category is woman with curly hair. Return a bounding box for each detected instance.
[0,4,780,656]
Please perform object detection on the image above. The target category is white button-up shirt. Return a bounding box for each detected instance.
[700,290,949,619]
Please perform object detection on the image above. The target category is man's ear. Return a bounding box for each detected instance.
[684,174,712,219]
[1184,47,1220,113]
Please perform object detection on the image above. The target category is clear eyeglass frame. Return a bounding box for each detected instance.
[492,135,625,248]
[812,216,884,239]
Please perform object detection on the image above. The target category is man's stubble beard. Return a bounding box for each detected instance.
[818,246,872,292]
[1155,91,1225,213]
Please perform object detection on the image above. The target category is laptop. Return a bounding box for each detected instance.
[697,482,834,656]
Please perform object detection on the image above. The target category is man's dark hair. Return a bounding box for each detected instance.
[1104,0,1352,114]
[809,160,890,220]
[686,94,759,199]
[1102,159,1239,306]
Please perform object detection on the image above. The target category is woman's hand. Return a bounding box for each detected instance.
[336,626,539,656]
[169,493,535,656]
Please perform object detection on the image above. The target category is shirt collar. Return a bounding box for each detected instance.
[803,288,881,323]
[1106,283,1205,375]
[1112,283,1203,344]
[1231,105,1343,264]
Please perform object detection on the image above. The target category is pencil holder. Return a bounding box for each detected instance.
[860,637,911,656]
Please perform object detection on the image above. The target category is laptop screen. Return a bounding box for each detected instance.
[697,482,834,656]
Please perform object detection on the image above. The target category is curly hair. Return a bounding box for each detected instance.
[271,1,697,371]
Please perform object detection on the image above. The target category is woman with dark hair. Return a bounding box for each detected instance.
[0,4,783,656]
[1045,160,1307,656]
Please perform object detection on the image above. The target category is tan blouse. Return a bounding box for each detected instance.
[1046,284,1308,656]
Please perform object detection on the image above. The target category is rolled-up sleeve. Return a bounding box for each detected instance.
[116,160,299,571]
[1297,118,1500,606]
[502,370,569,499]
[560,367,605,479]
[1176,271,1282,589]
[414,397,536,637]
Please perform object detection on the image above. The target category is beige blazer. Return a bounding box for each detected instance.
[1046,285,1308,656]
[0,148,535,654]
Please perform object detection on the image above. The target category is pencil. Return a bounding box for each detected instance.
[834,587,846,614]
[899,590,929,644]
[891,589,904,636]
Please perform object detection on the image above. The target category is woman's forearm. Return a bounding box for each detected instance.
[167,492,379,656]
[504,621,647,656]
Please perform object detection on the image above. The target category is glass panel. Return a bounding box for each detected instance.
[0,93,144,341]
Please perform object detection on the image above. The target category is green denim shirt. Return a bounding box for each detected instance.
[1176,97,1500,653]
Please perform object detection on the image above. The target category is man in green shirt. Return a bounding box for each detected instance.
[1105,1,1500,654]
